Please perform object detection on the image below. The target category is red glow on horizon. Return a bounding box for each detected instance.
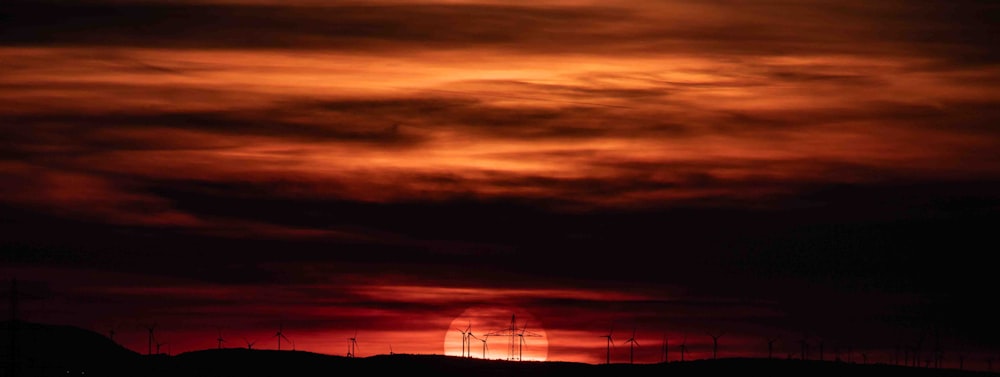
[444,307,548,361]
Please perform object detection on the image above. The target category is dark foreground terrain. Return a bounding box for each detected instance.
[1,321,995,377]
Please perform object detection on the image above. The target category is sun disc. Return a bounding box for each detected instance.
[444,306,548,361]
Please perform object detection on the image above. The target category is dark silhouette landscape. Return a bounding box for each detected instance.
[3,320,997,377]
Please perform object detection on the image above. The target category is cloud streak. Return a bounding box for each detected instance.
[3,1,997,66]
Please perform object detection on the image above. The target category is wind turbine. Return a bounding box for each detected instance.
[679,334,687,362]
[518,327,526,361]
[600,327,615,365]
[216,328,226,349]
[145,323,158,356]
[274,323,290,351]
[799,335,809,360]
[766,337,779,359]
[516,321,542,361]
[243,337,256,350]
[818,338,825,361]
[624,328,640,364]
[933,327,943,369]
[661,333,668,363]
[912,332,926,367]
[472,333,490,359]
[347,330,358,358]
[465,322,484,359]
[457,323,470,358]
[707,331,725,360]
[156,341,168,355]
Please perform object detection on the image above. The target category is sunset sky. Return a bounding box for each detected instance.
[2,0,1000,370]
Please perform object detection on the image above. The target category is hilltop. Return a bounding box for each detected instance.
[0,320,142,376]
[1,321,995,377]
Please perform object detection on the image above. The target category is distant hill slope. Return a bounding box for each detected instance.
[2,321,996,377]
[0,320,142,376]
[164,352,999,377]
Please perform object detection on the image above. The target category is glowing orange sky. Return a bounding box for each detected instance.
[2,0,999,369]
[4,46,998,220]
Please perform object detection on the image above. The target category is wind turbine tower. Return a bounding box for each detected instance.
[145,323,157,356]
[217,328,226,349]
[679,335,687,362]
[600,328,615,365]
[457,323,470,358]
[767,337,779,359]
[274,323,290,351]
[347,330,358,358]
[624,328,640,364]
[707,331,725,360]
[661,333,668,363]
[473,333,490,359]
[515,321,541,361]
[799,336,809,360]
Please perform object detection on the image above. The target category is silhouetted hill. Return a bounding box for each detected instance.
[0,320,142,376]
[2,321,997,377]
[150,352,1000,377]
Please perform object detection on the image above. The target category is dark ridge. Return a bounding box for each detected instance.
[0,320,142,376]
[2,321,995,376]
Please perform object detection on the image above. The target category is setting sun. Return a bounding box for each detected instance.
[444,307,548,361]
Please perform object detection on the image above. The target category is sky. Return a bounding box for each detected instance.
[2,0,1000,370]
